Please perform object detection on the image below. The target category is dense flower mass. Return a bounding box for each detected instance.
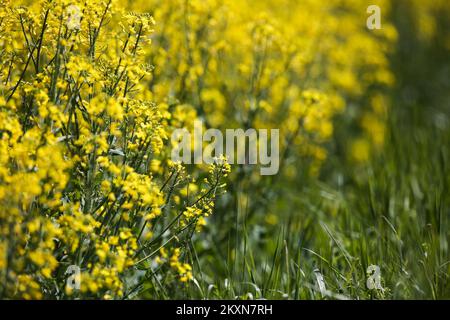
[141,0,397,168]
[2,0,444,300]
[0,0,229,299]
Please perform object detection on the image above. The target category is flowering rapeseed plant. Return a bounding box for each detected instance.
[3,0,445,300]
[127,0,398,239]
[0,0,395,299]
[0,0,228,299]
[141,0,397,169]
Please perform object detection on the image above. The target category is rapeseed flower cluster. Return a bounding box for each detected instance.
[0,0,228,299]
[3,0,438,299]
[122,0,398,228]
[139,0,397,170]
